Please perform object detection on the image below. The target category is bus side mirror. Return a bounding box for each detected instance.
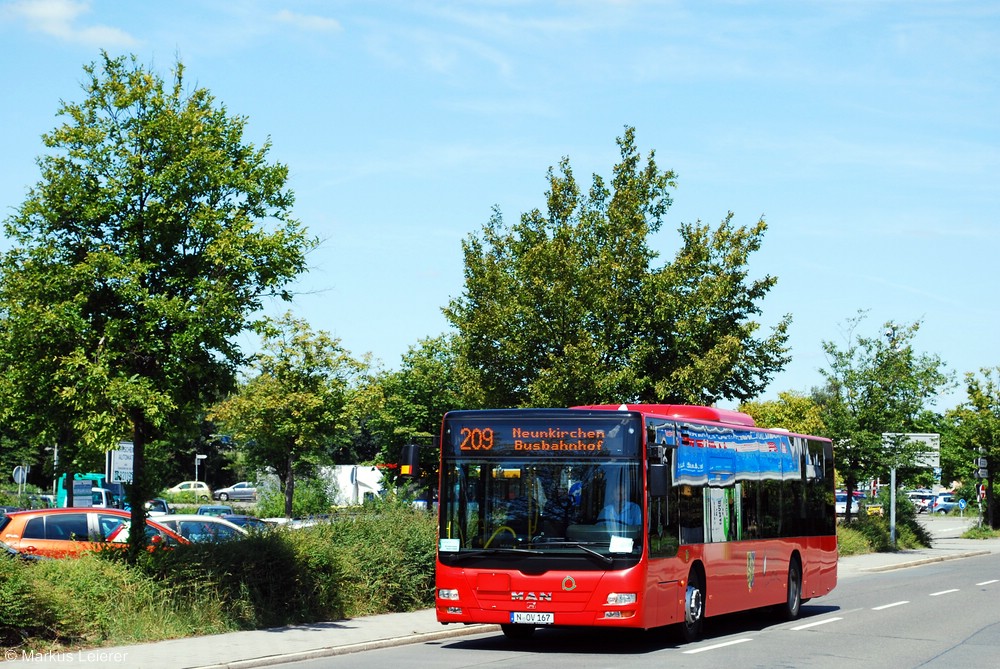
[400,444,420,478]
[648,463,668,497]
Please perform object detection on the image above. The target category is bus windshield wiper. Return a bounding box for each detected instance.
[535,541,614,564]
[450,547,544,562]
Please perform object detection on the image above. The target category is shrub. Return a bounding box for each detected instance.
[283,501,437,617]
[0,557,53,647]
[124,497,436,624]
[836,523,875,556]
[121,532,326,629]
[255,477,333,518]
[963,524,1000,540]
[1,499,437,652]
[838,510,932,555]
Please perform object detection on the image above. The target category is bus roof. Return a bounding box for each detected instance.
[571,404,757,427]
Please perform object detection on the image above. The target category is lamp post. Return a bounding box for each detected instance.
[883,325,902,547]
[194,454,207,482]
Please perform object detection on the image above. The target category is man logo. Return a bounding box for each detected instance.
[511,592,552,601]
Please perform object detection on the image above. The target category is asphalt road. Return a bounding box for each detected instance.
[277,518,1000,669]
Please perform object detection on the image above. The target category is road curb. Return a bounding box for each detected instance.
[191,624,501,669]
[860,550,991,573]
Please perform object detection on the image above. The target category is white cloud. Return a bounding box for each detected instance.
[5,0,136,47]
[272,9,341,33]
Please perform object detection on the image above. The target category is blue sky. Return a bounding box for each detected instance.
[1,1,997,411]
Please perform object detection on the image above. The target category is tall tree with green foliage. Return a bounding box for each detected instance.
[356,335,484,489]
[0,53,313,553]
[818,312,952,520]
[444,126,790,408]
[950,367,1000,527]
[740,391,826,437]
[211,313,361,518]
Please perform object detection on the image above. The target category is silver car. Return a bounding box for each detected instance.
[213,482,257,502]
[155,515,247,543]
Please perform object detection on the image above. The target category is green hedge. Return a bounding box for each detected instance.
[0,501,437,652]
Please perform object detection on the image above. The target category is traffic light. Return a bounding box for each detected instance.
[400,443,420,478]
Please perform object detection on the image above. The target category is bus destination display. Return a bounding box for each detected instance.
[445,416,639,457]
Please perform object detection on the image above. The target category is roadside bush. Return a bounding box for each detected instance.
[963,523,1000,539]
[1,500,437,653]
[0,557,54,647]
[125,497,436,624]
[123,532,329,628]
[2,552,229,651]
[255,476,333,518]
[835,523,874,556]
[284,500,437,617]
[839,511,932,554]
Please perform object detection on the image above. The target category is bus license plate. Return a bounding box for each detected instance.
[511,612,553,625]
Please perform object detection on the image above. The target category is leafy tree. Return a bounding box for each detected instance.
[950,368,1000,527]
[444,126,790,408]
[345,334,484,495]
[739,391,826,437]
[0,53,313,553]
[211,313,361,518]
[818,312,952,521]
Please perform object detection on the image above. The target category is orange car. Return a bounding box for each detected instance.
[0,507,188,558]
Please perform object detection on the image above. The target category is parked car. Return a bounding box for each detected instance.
[166,481,212,501]
[213,482,257,502]
[0,507,187,558]
[929,494,960,515]
[2,538,46,561]
[835,493,861,515]
[144,498,174,516]
[221,514,273,532]
[906,490,936,514]
[196,504,233,517]
[155,514,247,543]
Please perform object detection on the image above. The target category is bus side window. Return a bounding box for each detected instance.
[678,485,704,545]
[648,495,679,557]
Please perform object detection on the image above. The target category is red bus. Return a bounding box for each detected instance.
[432,404,837,641]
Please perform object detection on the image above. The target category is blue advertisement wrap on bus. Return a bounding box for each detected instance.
[653,422,814,486]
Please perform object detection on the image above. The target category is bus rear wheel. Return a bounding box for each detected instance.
[501,624,535,641]
[679,569,705,643]
[778,556,803,620]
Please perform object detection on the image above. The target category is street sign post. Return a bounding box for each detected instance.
[12,465,29,498]
[882,433,941,547]
[109,441,134,484]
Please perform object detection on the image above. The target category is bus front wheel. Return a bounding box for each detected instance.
[501,624,535,641]
[679,569,705,642]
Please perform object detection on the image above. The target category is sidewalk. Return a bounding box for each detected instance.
[7,536,1000,669]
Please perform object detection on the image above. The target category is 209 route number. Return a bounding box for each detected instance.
[459,427,494,450]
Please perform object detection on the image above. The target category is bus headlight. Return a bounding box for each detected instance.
[438,588,460,601]
[606,592,637,605]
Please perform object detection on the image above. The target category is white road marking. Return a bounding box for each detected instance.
[929,589,959,596]
[682,638,753,654]
[791,616,843,630]
[872,601,909,610]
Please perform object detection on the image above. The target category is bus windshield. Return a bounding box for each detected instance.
[438,412,644,564]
